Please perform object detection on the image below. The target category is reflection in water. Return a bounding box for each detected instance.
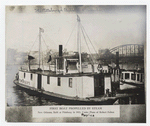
[8,85,59,106]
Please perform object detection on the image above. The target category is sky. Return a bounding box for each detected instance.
[5,5,146,53]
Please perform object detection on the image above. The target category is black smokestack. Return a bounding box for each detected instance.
[59,45,63,57]
[116,52,119,67]
[58,45,63,69]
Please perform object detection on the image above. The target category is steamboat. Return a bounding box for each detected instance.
[13,15,139,105]
[120,70,144,90]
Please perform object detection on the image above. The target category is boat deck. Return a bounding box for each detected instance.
[19,69,111,77]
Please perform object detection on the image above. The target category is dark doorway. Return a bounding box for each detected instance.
[37,74,42,89]
[94,75,104,96]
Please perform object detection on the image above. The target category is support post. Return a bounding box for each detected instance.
[39,28,41,68]
[77,15,82,73]
[29,60,30,71]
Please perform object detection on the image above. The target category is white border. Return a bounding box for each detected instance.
[1,0,149,125]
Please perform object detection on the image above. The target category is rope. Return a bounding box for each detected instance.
[80,25,94,64]
[28,35,39,54]
[41,35,50,52]
[28,32,50,70]
[42,52,44,70]
[64,22,77,48]
[80,23,99,59]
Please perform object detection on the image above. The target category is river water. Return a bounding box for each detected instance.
[6,64,59,106]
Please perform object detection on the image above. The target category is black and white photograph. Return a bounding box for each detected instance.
[5,5,146,123]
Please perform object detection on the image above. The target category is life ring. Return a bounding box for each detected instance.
[97,64,103,72]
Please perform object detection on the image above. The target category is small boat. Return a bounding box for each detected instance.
[120,70,144,90]
[13,15,127,105]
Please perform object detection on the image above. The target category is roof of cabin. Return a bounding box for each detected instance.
[121,70,144,73]
[19,69,111,77]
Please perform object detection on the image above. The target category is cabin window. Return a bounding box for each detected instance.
[47,76,50,84]
[67,61,78,70]
[58,78,61,86]
[125,73,129,79]
[69,78,72,88]
[131,74,136,80]
[137,74,140,81]
[140,74,143,82]
[24,73,26,78]
[108,68,111,73]
[30,74,33,80]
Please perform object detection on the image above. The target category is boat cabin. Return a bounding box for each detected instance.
[120,70,144,85]
[56,57,79,74]
[18,70,112,98]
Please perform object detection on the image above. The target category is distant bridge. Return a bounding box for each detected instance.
[97,44,144,69]
[109,44,144,67]
[109,44,144,57]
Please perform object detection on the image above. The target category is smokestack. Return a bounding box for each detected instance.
[116,52,119,67]
[59,45,63,57]
[58,45,63,69]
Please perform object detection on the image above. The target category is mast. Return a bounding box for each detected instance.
[39,27,41,68]
[77,15,82,72]
[38,27,44,69]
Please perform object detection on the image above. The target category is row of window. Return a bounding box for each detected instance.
[122,73,143,82]
[47,76,72,88]
[23,72,73,88]
[24,73,33,80]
